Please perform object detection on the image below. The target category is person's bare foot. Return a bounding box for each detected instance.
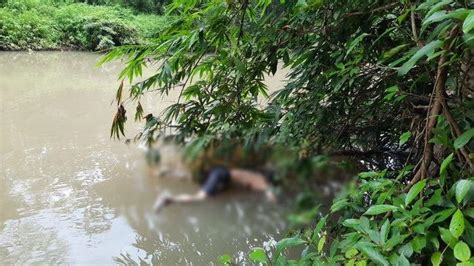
[265,190,277,203]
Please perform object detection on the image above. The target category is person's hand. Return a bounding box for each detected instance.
[153,192,172,213]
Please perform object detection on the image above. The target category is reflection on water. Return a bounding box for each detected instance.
[0,51,288,264]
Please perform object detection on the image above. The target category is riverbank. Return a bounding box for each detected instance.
[0,1,169,51]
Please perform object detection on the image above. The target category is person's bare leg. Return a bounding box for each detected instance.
[229,168,278,202]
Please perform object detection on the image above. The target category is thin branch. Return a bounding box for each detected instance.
[405,27,459,191]
[177,53,205,104]
[344,2,399,17]
[410,7,423,48]
[237,0,248,44]
[442,102,474,170]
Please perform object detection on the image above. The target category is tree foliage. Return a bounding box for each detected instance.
[104,0,474,264]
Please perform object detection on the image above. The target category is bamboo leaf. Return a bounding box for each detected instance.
[398,40,443,75]
[382,44,409,60]
[116,80,124,105]
[423,9,470,27]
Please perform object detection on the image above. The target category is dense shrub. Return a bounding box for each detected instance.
[54,4,140,49]
[69,0,171,14]
[0,5,60,49]
[104,0,474,264]
[0,0,169,50]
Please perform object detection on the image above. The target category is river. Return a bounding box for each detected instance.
[0,52,289,264]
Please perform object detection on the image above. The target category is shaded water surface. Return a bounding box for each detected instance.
[0,52,288,264]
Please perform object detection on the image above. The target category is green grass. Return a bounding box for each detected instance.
[0,0,169,50]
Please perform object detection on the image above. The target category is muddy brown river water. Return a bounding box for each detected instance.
[0,51,292,264]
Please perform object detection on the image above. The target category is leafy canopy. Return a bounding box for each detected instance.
[104,0,474,264]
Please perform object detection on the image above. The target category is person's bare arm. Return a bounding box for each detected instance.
[154,190,208,212]
[168,190,208,203]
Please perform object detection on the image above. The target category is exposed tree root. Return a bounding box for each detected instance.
[404,48,448,192]
[403,28,467,192]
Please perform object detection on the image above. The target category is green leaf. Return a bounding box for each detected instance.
[398,40,443,75]
[380,220,390,245]
[450,209,465,239]
[464,32,474,47]
[454,128,474,149]
[411,236,427,253]
[346,33,369,56]
[318,234,326,253]
[456,261,474,266]
[423,9,471,26]
[345,248,359,259]
[424,0,453,18]
[464,208,474,219]
[331,198,349,213]
[364,205,398,215]
[385,234,410,250]
[463,11,474,34]
[249,248,267,263]
[382,44,409,60]
[395,254,410,266]
[432,208,457,224]
[185,136,211,160]
[439,227,458,248]
[368,230,381,245]
[398,243,413,258]
[405,180,426,206]
[218,254,232,265]
[463,219,474,247]
[275,237,306,256]
[384,86,399,101]
[455,180,473,204]
[440,153,454,179]
[358,171,385,179]
[343,219,360,227]
[454,241,471,262]
[426,189,443,207]
[431,252,443,266]
[115,80,124,104]
[314,216,327,235]
[356,243,389,266]
[399,131,412,146]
